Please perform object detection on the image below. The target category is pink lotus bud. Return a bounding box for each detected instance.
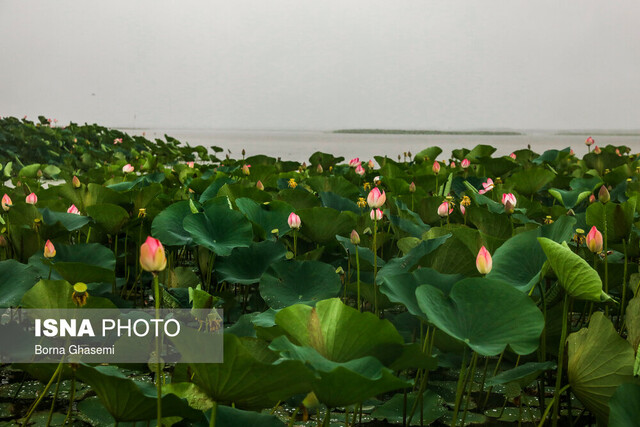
[25,193,37,205]
[501,193,517,214]
[409,182,416,193]
[350,229,360,245]
[113,138,123,145]
[187,161,195,168]
[585,136,594,146]
[570,149,575,156]
[586,226,603,253]
[367,188,386,208]
[460,205,466,215]
[509,152,516,160]
[598,185,610,203]
[367,159,375,169]
[122,164,134,173]
[316,164,323,173]
[256,180,264,191]
[355,164,365,176]
[1,194,12,211]
[72,175,81,188]
[242,164,251,175]
[432,161,441,174]
[349,158,360,168]
[450,161,456,168]
[288,212,301,230]
[437,201,451,217]
[461,159,470,169]
[370,208,383,221]
[594,145,601,154]
[589,194,596,203]
[44,240,56,258]
[616,148,621,156]
[139,236,167,272]
[476,246,492,275]
[478,178,494,195]
[67,204,80,215]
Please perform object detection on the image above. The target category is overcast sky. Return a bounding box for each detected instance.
[1,1,639,131]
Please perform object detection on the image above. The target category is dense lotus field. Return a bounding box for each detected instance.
[1,115,640,426]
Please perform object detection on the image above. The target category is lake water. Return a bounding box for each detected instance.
[122,129,640,163]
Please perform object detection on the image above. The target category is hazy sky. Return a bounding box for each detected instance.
[1,1,639,130]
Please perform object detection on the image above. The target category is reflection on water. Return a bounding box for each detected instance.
[123,129,640,163]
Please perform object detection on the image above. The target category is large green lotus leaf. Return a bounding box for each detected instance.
[199,177,234,203]
[307,176,360,199]
[510,168,556,196]
[567,312,638,423]
[276,188,322,210]
[217,182,272,205]
[18,163,41,178]
[177,334,315,410]
[7,202,42,226]
[487,216,575,292]
[462,181,505,214]
[625,296,640,351]
[465,144,497,162]
[484,361,556,387]
[21,279,116,309]
[388,199,430,239]
[83,183,129,208]
[380,267,464,319]
[85,203,129,234]
[214,405,284,427]
[538,237,608,302]
[376,234,451,284]
[183,202,253,256]
[319,191,360,214]
[151,201,194,246]
[39,207,91,231]
[0,260,39,307]
[216,240,287,285]
[532,147,571,165]
[270,335,408,407]
[236,197,293,240]
[548,188,592,209]
[297,207,356,244]
[415,279,545,356]
[274,298,405,364]
[608,383,640,427]
[422,227,480,276]
[586,197,637,243]
[309,151,345,168]
[335,235,385,270]
[260,260,341,309]
[39,242,116,285]
[372,390,447,426]
[466,205,512,243]
[75,365,201,422]
[414,146,443,162]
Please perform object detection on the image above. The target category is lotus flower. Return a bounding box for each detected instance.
[501,193,517,214]
[350,230,360,245]
[594,145,601,154]
[478,178,494,195]
[450,161,456,168]
[370,208,383,221]
[72,176,81,188]
[187,161,195,168]
[409,182,416,193]
[589,194,596,203]
[122,164,134,173]
[67,204,80,215]
[288,212,301,230]
[44,240,56,258]
[585,136,594,146]
[461,159,470,168]
[509,152,516,160]
[437,201,452,217]
[242,164,251,175]
[367,159,375,169]
[598,185,610,203]
[1,194,11,211]
[256,180,264,191]
[355,164,365,176]
[113,138,123,145]
[25,193,37,205]
[349,158,360,167]
[316,164,323,173]
[139,236,167,272]
[367,187,386,208]
[432,161,441,174]
[460,204,466,215]
[586,226,603,253]
[476,246,492,274]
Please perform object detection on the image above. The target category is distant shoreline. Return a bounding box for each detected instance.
[556,131,640,136]
[333,129,522,136]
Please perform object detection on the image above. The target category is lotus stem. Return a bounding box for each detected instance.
[619,238,628,333]
[153,274,163,427]
[62,373,76,426]
[603,215,608,317]
[85,226,91,243]
[288,407,300,427]
[355,246,361,312]
[293,230,297,258]
[22,362,62,426]
[460,352,478,426]
[209,401,217,427]
[482,350,505,409]
[538,384,570,427]
[551,292,570,427]
[451,347,470,427]
[373,218,378,315]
